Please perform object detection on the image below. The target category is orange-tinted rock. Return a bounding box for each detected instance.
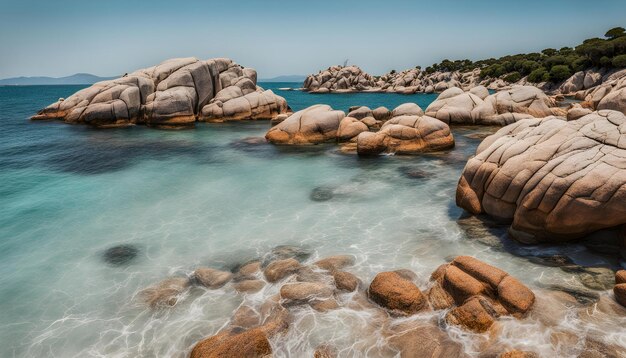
[497,276,535,315]
[190,326,272,358]
[443,265,486,305]
[427,281,455,310]
[615,283,626,307]
[314,255,356,271]
[498,350,539,358]
[234,279,265,293]
[430,264,449,282]
[445,296,496,333]
[332,270,361,292]
[230,305,261,329]
[368,271,426,315]
[280,282,333,303]
[452,256,507,289]
[616,270,626,285]
[192,268,233,289]
[138,277,190,308]
[264,258,301,282]
[314,344,338,358]
[388,322,468,358]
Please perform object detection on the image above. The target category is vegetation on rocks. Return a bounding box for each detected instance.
[425,27,626,84]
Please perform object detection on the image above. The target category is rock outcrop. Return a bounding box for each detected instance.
[426,86,566,125]
[265,105,345,145]
[303,66,481,94]
[470,86,566,125]
[456,110,626,244]
[32,57,289,128]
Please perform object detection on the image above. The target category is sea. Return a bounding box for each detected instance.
[0,83,624,357]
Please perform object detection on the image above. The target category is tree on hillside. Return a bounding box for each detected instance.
[605,27,626,40]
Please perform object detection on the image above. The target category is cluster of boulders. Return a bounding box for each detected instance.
[303,66,485,94]
[136,248,545,357]
[425,85,566,125]
[456,110,626,252]
[303,64,626,98]
[266,103,455,155]
[32,57,290,128]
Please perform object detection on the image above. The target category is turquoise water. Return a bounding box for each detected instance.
[0,84,624,357]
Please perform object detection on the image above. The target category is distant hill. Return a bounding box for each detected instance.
[0,73,116,86]
[259,75,306,83]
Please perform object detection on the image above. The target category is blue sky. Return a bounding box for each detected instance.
[1,0,625,78]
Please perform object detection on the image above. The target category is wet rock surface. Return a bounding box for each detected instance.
[131,246,624,357]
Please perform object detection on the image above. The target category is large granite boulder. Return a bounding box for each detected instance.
[425,87,485,124]
[356,114,454,155]
[456,110,626,243]
[560,71,585,94]
[470,86,566,125]
[265,105,345,145]
[33,57,289,128]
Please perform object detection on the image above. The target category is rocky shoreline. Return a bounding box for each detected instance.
[302,64,626,99]
[129,245,626,357]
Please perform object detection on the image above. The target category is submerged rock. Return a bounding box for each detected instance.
[33,57,289,128]
[387,321,468,358]
[309,186,334,202]
[102,244,139,266]
[192,267,233,289]
[138,277,190,308]
[314,255,356,271]
[263,258,301,283]
[457,110,626,244]
[191,302,289,358]
[261,245,312,267]
[279,282,334,304]
[397,166,430,179]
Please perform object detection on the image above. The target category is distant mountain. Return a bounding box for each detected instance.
[0,73,116,86]
[259,75,306,83]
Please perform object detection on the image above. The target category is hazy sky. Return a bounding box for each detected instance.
[1,0,625,78]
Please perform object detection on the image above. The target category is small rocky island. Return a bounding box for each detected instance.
[32,58,291,128]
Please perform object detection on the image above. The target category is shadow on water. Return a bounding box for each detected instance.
[1,125,224,175]
[453,209,623,270]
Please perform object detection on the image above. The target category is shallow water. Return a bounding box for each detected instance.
[0,84,624,357]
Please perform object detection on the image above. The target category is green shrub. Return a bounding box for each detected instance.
[600,56,612,67]
[606,27,626,40]
[612,54,626,68]
[527,68,547,83]
[503,72,522,83]
[521,60,540,75]
[549,65,572,82]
